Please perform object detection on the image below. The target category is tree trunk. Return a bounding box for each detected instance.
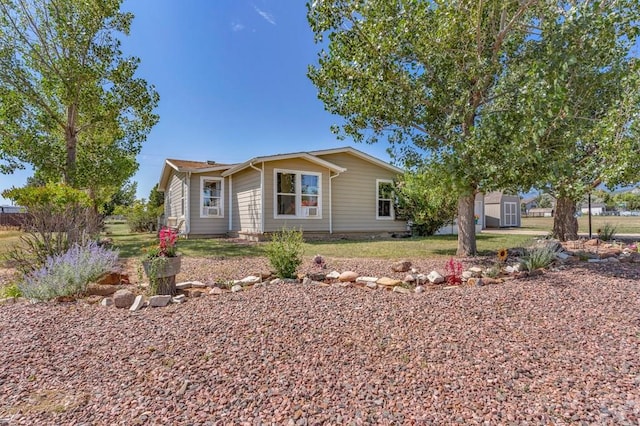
[65,104,78,186]
[456,193,477,256]
[553,196,578,241]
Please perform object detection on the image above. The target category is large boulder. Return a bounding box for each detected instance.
[339,271,358,282]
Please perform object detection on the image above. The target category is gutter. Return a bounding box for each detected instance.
[249,162,264,233]
[185,172,191,236]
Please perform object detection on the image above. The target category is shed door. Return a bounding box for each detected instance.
[504,202,517,227]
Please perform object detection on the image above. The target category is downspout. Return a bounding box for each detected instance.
[329,171,341,234]
[228,175,233,232]
[249,162,264,233]
[185,172,191,236]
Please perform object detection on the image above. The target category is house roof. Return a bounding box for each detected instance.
[484,191,504,204]
[309,146,404,174]
[159,159,236,191]
[159,147,403,190]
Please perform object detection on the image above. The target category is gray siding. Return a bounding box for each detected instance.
[485,203,501,228]
[316,153,407,233]
[166,173,186,231]
[231,167,262,233]
[188,172,229,236]
[262,158,331,232]
[485,194,521,228]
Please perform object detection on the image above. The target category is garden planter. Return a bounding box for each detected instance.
[142,255,181,295]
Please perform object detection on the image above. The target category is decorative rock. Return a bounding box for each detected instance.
[172,294,186,303]
[403,274,416,283]
[504,265,520,274]
[176,282,192,290]
[302,277,313,286]
[326,271,341,279]
[270,278,283,285]
[339,271,359,282]
[391,260,412,273]
[377,277,402,287]
[356,276,378,284]
[555,252,570,260]
[86,283,123,297]
[113,289,135,309]
[427,271,445,284]
[241,275,261,284]
[149,295,171,307]
[415,273,428,284]
[606,257,620,263]
[462,271,474,280]
[182,288,207,298]
[392,286,411,294]
[366,282,378,289]
[96,272,129,285]
[209,287,223,295]
[129,295,144,311]
[587,258,603,263]
[100,297,113,307]
[469,267,483,275]
[231,284,243,293]
[0,297,15,305]
[308,273,326,281]
[414,285,424,294]
[474,278,484,287]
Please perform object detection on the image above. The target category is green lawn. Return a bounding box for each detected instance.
[105,223,535,260]
[522,216,640,235]
[0,229,23,256]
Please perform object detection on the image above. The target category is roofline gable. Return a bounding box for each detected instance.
[159,159,234,191]
[309,146,404,174]
[221,152,347,176]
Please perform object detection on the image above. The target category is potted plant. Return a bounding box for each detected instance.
[141,227,181,295]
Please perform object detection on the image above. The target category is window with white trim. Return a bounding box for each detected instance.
[200,177,224,218]
[376,179,394,219]
[275,169,321,218]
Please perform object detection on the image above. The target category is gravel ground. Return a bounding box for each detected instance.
[0,256,639,425]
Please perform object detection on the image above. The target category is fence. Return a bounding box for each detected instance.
[0,213,28,228]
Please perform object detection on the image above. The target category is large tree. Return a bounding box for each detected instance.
[0,0,159,192]
[307,0,640,253]
[501,3,640,240]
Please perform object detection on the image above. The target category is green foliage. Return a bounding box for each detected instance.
[519,246,556,272]
[124,200,160,233]
[0,0,159,192]
[265,227,304,279]
[2,183,102,273]
[102,180,137,216]
[395,166,457,236]
[307,0,640,254]
[148,184,164,209]
[597,223,617,241]
[0,282,22,299]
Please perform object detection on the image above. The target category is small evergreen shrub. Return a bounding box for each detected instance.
[519,246,556,272]
[19,241,119,301]
[265,227,304,279]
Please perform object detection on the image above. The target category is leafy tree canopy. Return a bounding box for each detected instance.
[0,0,159,194]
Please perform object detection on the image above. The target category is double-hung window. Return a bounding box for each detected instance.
[200,177,224,218]
[376,179,394,219]
[275,169,321,218]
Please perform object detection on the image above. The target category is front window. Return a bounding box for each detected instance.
[200,177,224,218]
[275,170,321,218]
[377,179,394,219]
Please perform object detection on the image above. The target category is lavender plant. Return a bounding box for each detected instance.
[19,241,119,300]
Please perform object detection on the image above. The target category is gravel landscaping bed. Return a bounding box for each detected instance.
[0,257,639,425]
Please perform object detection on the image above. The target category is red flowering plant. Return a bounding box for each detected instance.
[143,227,179,259]
[444,257,463,285]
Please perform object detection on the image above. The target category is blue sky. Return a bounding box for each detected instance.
[0,0,393,205]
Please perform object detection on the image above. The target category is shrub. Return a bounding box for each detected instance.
[0,283,22,299]
[19,241,119,301]
[265,227,304,279]
[597,223,617,241]
[519,246,556,272]
[2,183,102,274]
[124,200,161,233]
